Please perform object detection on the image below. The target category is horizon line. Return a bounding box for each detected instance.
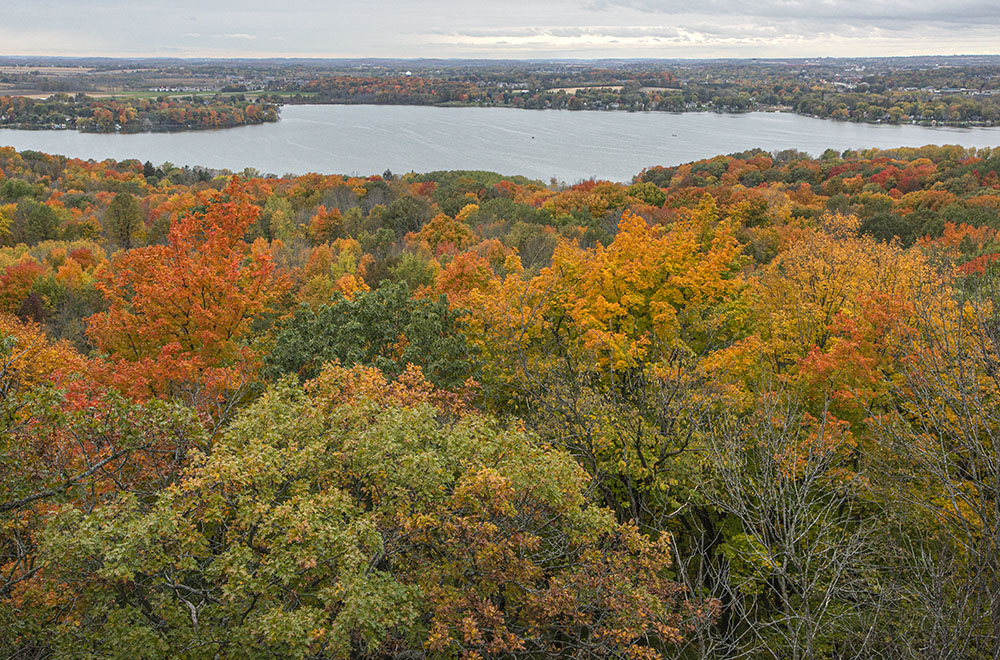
[2,53,1000,62]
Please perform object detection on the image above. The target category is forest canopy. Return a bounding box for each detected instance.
[1,143,1000,658]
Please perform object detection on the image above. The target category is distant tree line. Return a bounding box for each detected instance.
[280,64,1000,126]
[0,93,279,133]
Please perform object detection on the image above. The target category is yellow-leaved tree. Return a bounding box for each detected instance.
[463,197,748,531]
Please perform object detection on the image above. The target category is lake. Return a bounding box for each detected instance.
[2,104,999,182]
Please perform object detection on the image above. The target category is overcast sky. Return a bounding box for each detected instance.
[3,0,999,59]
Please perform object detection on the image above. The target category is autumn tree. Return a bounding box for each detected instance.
[86,179,288,418]
[473,201,747,531]
[706,212,932,423]
[20,366,714,659]
[0,315,204,652]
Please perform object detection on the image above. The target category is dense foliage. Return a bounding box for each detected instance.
[2,143,1000,658]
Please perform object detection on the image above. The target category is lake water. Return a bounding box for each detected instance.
[2,104,999,183]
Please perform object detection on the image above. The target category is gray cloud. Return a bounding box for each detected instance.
[439,26,685,39]
[0,0,997,58]
[585,0,1000,24]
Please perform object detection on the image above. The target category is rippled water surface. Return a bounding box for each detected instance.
[3,104,999,182]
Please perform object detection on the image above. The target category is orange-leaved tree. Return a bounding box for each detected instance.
[87,179,289,419]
